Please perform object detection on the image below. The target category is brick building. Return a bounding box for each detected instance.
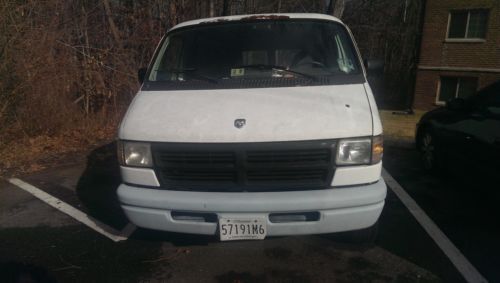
[413,0,500,110]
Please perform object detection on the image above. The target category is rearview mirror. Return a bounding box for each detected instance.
[138,67,147,84]
[364,59,384,76]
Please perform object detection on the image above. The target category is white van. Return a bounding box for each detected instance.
[117,13,386,242]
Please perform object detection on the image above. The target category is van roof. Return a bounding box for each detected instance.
[170,13,343,31]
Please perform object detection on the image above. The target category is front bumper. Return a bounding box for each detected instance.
[117,178,386,236]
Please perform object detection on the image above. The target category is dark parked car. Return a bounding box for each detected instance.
[416,81,500,177]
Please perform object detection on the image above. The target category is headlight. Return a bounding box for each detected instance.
[117,141,153,167]
[336,138,372,165]
[336,136,383,165]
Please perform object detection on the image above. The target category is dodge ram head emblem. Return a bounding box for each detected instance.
[234,119,246,129]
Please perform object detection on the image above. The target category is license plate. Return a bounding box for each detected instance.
[219,218,266,241]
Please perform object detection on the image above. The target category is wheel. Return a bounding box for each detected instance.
[417,128,444,172]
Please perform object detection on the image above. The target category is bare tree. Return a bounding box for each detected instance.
[209,0,216,17]
[4,0,420,153]
[333,0,345,18]
[102,0,123,49]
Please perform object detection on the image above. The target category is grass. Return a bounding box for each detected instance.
[0,123,118,177]
[379,110,426,141]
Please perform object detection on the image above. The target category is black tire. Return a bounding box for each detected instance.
[417,128,444,173]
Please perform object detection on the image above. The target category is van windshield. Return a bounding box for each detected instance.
[147,20,363,88]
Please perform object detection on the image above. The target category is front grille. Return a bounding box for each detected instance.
[158,151,236,165]
[246,149,331,164]
[246,169,328,182]
[152,140,336,192]
[161,169,237,182]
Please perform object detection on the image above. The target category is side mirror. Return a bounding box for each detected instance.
[138,67,147,84]
[364,59,384,75]
[446,97,466,111]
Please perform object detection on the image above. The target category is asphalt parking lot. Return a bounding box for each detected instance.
[0,143,496,282]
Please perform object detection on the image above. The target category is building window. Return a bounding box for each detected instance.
[438,77,478,103]
[448,10,488,39]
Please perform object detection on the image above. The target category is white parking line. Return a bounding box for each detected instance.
[382,168,488,283]
[7,172,489,282]
[9,178,136,242]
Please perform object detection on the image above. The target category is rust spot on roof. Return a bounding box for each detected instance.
[198,15,290,26]
[241,15,290,20]
[199,18,230,24]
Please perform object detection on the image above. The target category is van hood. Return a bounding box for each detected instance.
[119,85,373,143]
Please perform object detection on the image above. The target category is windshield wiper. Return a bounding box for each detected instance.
[237,64,318,82]
[165,68,219,84]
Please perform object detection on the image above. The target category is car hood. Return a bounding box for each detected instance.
[119,84,373,143]
[419,106,448,123]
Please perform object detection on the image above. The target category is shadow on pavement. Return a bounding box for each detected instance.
[0,262,57,283]
[383,145,500,283]
[376,190,465,283]
[75,142,221,245]
[76,142,128,230]
[131,228,219,246]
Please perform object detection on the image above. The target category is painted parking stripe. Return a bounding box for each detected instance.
[9,178,136,242]
[382,168,488,283]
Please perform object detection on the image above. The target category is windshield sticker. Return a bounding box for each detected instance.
[231,68,245,77]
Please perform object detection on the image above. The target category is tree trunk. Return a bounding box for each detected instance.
[102,0,123,49]
[209,0,215,17]
[333,0,345,19]
[326,0,335,15]
[223,0,229,16]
